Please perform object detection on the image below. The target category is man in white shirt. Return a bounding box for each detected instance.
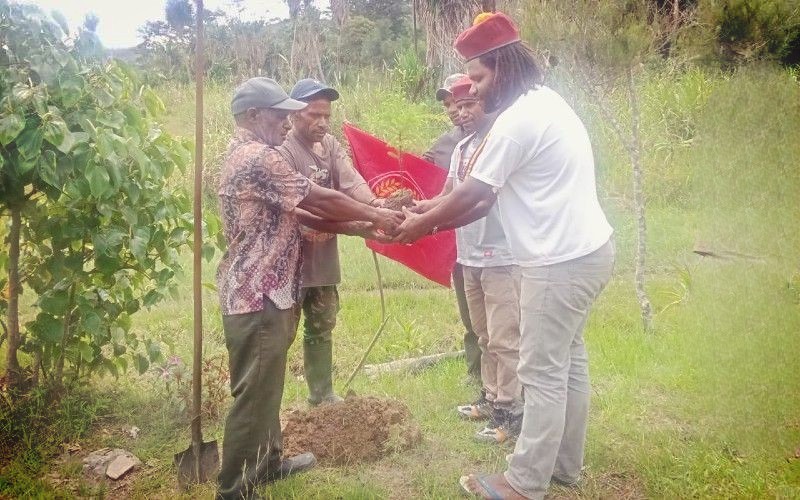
[395,12,615,500]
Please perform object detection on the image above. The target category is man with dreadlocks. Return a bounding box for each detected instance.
[394,12,615,500]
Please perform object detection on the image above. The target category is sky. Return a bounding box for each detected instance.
[25,0,321,48]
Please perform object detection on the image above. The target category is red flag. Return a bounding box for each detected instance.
[343,123,456,288]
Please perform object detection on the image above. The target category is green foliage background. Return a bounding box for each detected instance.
[0,0,197,387]
[0,0,799,498]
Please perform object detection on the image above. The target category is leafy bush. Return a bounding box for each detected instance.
[0,0,194,389]
[680,0,800,65]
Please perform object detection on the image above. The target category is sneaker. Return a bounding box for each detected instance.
[456,389,492,420]
[474,408,520,444]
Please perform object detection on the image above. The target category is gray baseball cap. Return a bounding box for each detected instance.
[231,77,307,115]
[435,73,467,101]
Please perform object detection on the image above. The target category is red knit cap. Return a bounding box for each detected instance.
[450,76,476,102]
[454,12,521,61]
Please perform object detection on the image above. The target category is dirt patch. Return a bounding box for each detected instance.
[282,395,422,466]
[382,188,415,211]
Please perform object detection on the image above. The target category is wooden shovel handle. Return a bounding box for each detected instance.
[192,0,205,448]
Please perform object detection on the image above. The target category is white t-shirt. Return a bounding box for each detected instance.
[448,132,516,268]
[469,86,613,267]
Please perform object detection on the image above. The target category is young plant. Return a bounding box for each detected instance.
[0,1,194,391]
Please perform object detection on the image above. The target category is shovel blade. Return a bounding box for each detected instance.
[174,440,219,487]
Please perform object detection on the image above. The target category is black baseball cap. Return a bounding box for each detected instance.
[290,78,340,102]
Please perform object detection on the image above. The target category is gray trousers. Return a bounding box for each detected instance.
[217,300,295,500]
[505,240,614,500]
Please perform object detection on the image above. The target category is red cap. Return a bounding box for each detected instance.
[450,76,475,102]
[454,12,521,61]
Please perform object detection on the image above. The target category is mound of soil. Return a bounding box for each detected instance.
[281,395,421,465]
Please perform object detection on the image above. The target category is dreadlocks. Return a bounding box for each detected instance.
[478,42,543,112]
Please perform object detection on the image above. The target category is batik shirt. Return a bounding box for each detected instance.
[216,128,311,315]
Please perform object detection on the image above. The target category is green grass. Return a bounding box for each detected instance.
[2,64,800,498]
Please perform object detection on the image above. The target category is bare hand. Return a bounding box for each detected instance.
[371,207,405,236]
[344,221,390,243]
[392,206,432,244]
[407,198,436,214]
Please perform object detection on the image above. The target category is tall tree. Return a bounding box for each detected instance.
[415,0,480,76]
[286,0,325,80]
[330,0,348,28]
[524,0,662,330]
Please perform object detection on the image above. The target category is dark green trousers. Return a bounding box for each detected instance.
[217,300,296,500]
[453,263,481,379]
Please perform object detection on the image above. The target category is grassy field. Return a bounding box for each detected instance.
[2,63,800,499]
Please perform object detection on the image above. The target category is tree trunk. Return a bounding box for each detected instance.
[288,0,325,81]
[416,0,480,77]
[5,207,22,390]
[53,283,76,387]
[626,67,654,331]
[330,0,347,28]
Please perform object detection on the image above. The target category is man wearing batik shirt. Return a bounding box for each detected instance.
[216,77,402,500]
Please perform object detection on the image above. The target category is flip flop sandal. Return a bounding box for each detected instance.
[459,474,504,499]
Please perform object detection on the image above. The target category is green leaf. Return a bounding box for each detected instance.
[116,312,132,331]
[78,341,94,362]
[92,228,124,255]
[94,87,115,108]
[131,227,150,263]
[81,311,102,336]
[96,110,125,129]
[146,341,162,363]
[60,76,83,107]
[142,88,165,116]
[111,326,125,344]
[12,150,37,176]
[0,113,25,146]
[16,126,44,161]
[116,356,128,373]
[103,358,119,378]
[85,162,110,198]
[43,117,74,153]
[127,183,140,204]
[202,243,216,262]
[205,211,221,236]
[142,289,161,307]
[28,313,64,344]
[134,353,149,374]
[38,149,60,188]
[39,289,70,315]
